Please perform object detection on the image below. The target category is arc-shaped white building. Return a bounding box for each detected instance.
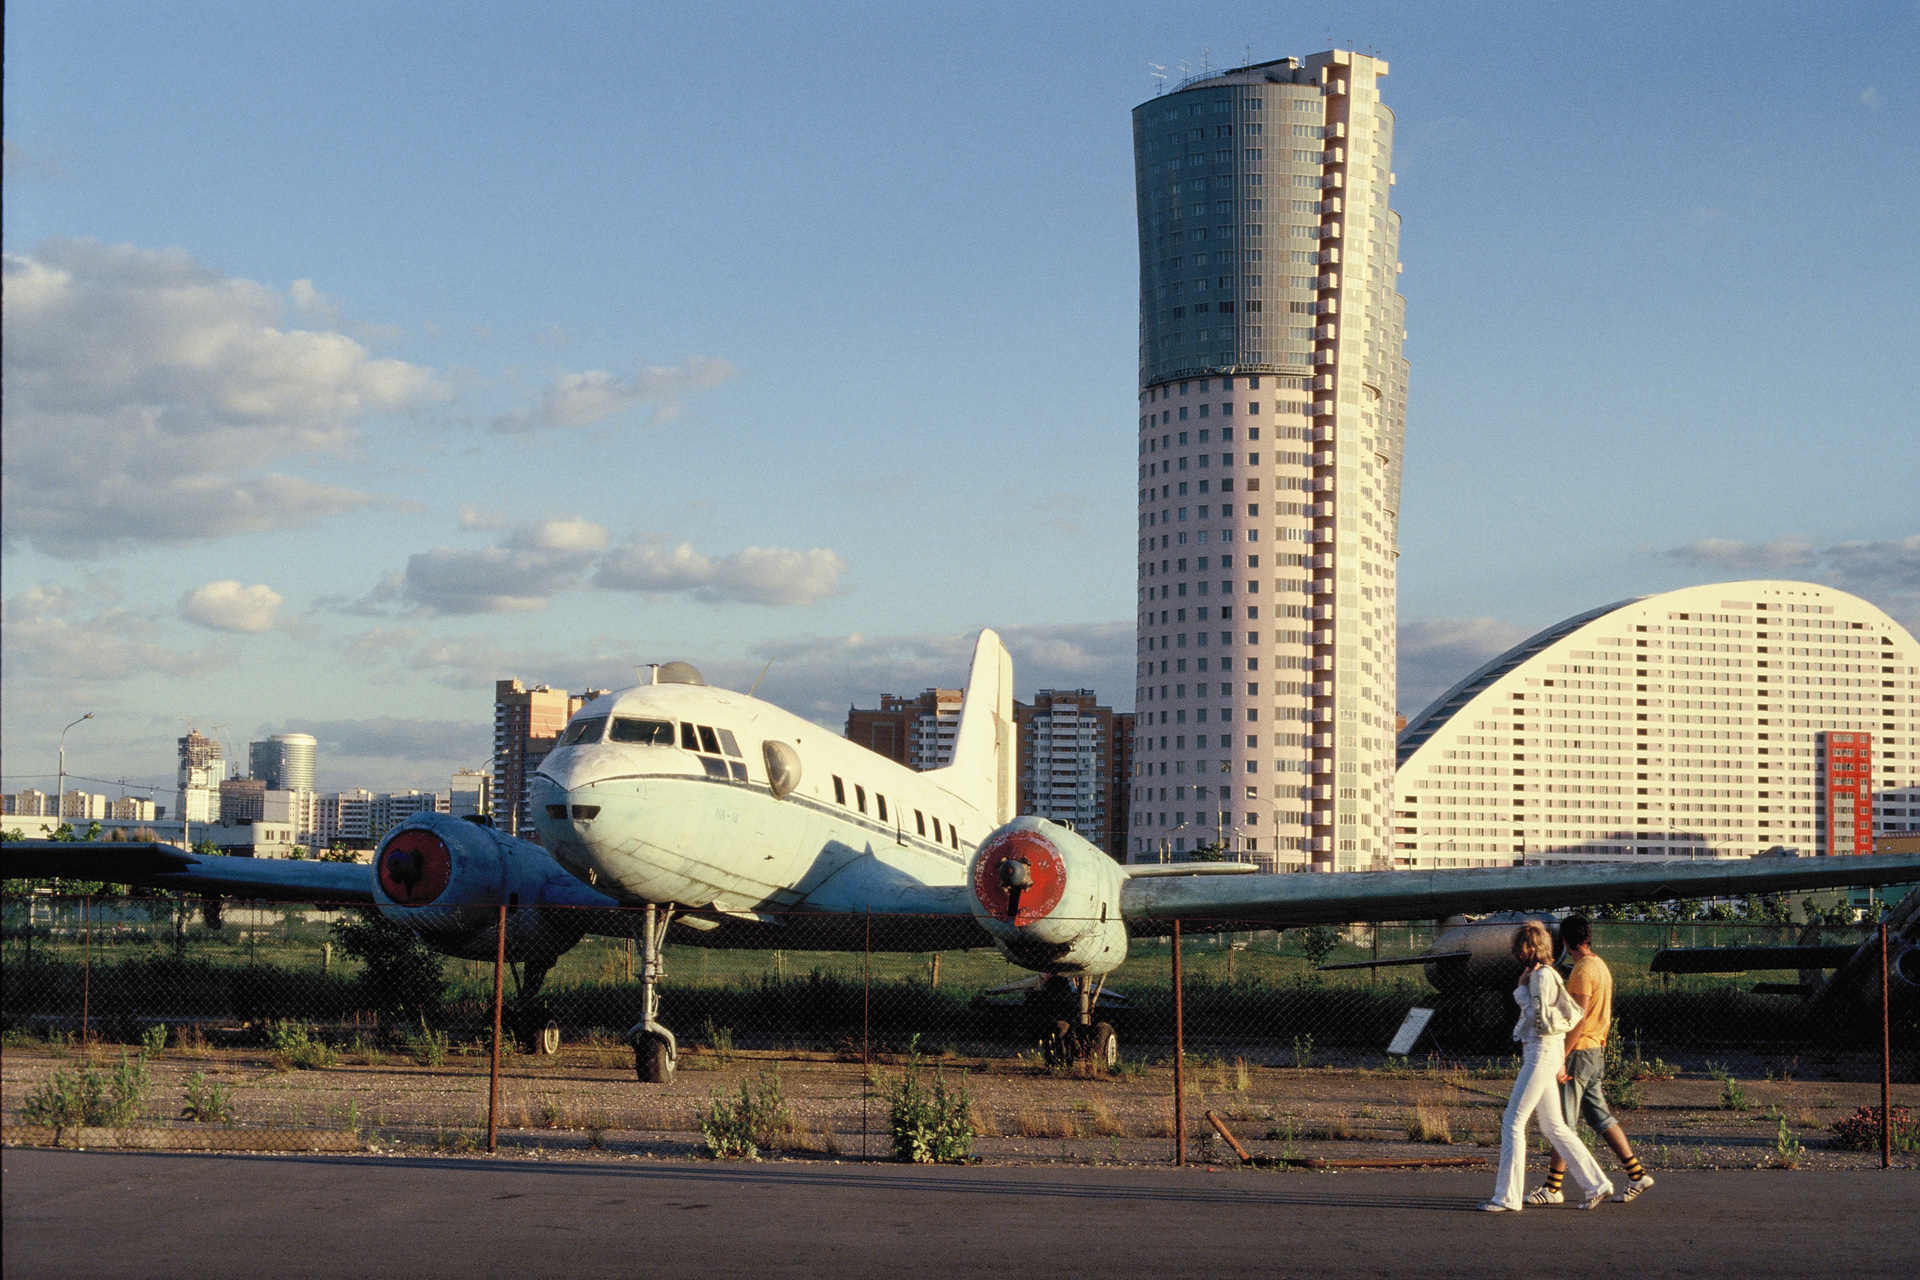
[1392,581,1919,868]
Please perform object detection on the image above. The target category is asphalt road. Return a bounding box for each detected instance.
[4,1149,1915,1279]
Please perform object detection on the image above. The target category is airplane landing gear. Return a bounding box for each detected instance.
[1042,978,1119,1070]
[628,902,677,1083]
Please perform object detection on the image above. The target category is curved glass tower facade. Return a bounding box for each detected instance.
[1128,51,1406,872]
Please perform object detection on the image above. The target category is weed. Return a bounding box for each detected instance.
[1108,1134,1122,1161]
[1263,1121,1302,1161]
[140,1024,168,1056]
[265,1020,335,1070]
[21,1053,150,1134]
[967,1103,999,1138]
[535,1095,569,1129]
[1232,1057,1251,1093]
[1355,1103,1379,1120]
[1719,1075,1752,1111]
[1765,1056,1798,1084]
[700,1066,789,1159]
[1703,1058,1729,1081]
[701,1017,735,1066]
[1794,1106,1819,1130]
[180,1071,236,1124]
[1111,1056,1147,1081]
[1087,1098,1124,1136]
[406,1018,448,1067]
[884,1047,973,1163]
[1772,1117,1802,1168]
[585,1114,610,1149]
[1195,1131,1219,1163]
[1291,1034,1315,1070]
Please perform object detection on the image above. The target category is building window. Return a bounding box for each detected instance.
[833,776,846,805]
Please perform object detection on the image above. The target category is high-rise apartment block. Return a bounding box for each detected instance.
[450,770,492,820]
[494,680,600,838]
[218,776,267,824]
[1817,731,1874,855]
[1013,690,1131,859]
[177,728,224,826]
[249,733,317,793]
[846,690,965,771]
[1131,50,1406,870]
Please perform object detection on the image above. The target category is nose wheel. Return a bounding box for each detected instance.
[1039,977,1119,1070]
[627,902,678,1083]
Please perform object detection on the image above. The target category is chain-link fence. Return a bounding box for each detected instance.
[3,894,1913,1164]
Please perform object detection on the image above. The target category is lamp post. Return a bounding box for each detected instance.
[57,712,95,826]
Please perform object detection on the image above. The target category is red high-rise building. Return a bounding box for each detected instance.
[1815,731,1873,855]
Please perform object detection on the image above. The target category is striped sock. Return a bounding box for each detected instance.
[1544,1169,1565,1193]
[1622,1155,1645,1181]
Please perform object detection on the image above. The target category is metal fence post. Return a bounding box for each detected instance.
[488,902,507,1154]
[1880,922,1891,1171]
[862,910,871,1161]
[1173,918,1186,1167]
[81,896,92,1061]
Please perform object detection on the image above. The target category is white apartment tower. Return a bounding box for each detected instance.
[1131,50,1406,870]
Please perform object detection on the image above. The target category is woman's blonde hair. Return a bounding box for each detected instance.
[1511,920,1554,966]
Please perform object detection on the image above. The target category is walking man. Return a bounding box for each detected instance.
[1526,914,1656,1205]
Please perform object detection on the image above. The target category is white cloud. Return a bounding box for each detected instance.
[1396,616,1531,720]
[178,580,285,633]
[595,539,848,605]
[401,516,611,614]
[491,356,735,432]
[1861,87,1880,109]
[1,238,446,556]
[2,585,228,681]
[1663,533,1920,630]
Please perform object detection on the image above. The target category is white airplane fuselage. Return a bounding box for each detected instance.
[529,682,985,917]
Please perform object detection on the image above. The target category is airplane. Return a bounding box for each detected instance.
[13,629,1920,1081]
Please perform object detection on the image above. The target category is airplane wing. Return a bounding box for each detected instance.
[4,840,375,903]
[1648,944,1862,974]
[1315,949,1472,971]
[1119,851,1920,929]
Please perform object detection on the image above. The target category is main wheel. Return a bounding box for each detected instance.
[1088,1021,1119,1071]
[636,1035,675,1084]
[535,1019,561,1056]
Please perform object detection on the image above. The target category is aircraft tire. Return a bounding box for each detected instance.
[637,1035,675,1084]
[1089,1022,1119,1071]
[535,1019,561,1056]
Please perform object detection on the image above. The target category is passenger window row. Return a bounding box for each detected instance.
[831,775,960,850]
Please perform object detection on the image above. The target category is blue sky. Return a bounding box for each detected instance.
[4,1,1916,798]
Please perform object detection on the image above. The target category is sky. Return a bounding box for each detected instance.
[4,0,1916,801]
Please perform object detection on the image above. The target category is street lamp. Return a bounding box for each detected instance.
[57,712,95,825]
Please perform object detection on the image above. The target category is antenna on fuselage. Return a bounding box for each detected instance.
[645,664,660,686]
[748,658,773,698]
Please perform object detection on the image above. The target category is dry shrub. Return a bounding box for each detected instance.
[1015,1108,1051,1138]
[1404,1099,1452,1144]
[1232,1058,1252,1093]
[1146,1112,1178,1139]
[967,1104,999,1138]
[1088,1099,1124,1136]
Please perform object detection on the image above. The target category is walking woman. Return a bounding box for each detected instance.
[1481,920,1614,1212]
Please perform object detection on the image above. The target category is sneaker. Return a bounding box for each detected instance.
[1523,1185,1565,1205]
[1478,1200,1517,1212]
[1575,1188,1612,1211]
[1612,1174,1655,1203]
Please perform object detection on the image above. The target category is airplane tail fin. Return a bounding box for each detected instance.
[934,629,1014,827]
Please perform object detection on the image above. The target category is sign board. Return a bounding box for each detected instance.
[1387,1006,1435,1056]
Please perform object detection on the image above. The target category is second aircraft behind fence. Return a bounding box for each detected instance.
[14,629,1920,1079]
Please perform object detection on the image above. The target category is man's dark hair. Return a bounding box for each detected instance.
[1560,913,1592,950]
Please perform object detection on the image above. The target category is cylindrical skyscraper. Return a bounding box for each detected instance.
[250,732,317,793]
[1130,50,1406,872]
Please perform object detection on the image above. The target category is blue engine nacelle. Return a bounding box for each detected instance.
[371,813,619,965]
[967,817,1128,975]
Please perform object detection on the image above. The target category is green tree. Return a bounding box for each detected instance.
[330,909,446,1016]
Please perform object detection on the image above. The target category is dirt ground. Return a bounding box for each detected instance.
[4,1040,1913,1172]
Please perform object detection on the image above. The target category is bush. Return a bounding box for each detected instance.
[330,909,445,1016]
[885,1044,974,1164]
[21,1053,151,1132]
[1297,927,1342,967]
[1829,1105,1915,1152]
[701,1066,790,1159]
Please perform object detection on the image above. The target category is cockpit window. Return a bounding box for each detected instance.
[681,722,700,751]
[697,725,722,755]
[716,728,742,758]
[562,716,607,746]
[609,717,675,745]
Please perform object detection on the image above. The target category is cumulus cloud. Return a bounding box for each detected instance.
[3,584,228,681]
[1667,535,1817,572]
[491,356,735,432]
[0,238,446,556]
[177,580,285,633]
[1396,616,1531,722]
[401,515,611,614]
[595,539,848,606]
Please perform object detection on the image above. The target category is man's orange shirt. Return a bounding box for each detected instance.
[1565,952,1612,1052]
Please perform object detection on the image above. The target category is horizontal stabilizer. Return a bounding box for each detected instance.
[1126,863,1259,878]
[1649,944,1862,974]
[1317,949,1471,972]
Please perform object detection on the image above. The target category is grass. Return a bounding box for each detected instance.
[1403,1099,1453,1144]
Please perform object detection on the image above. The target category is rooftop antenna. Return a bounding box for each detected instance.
[748,658,774,698]
[1149,62,1166,94]
[1243,44,1251,68]
[1202,47,1211,76]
